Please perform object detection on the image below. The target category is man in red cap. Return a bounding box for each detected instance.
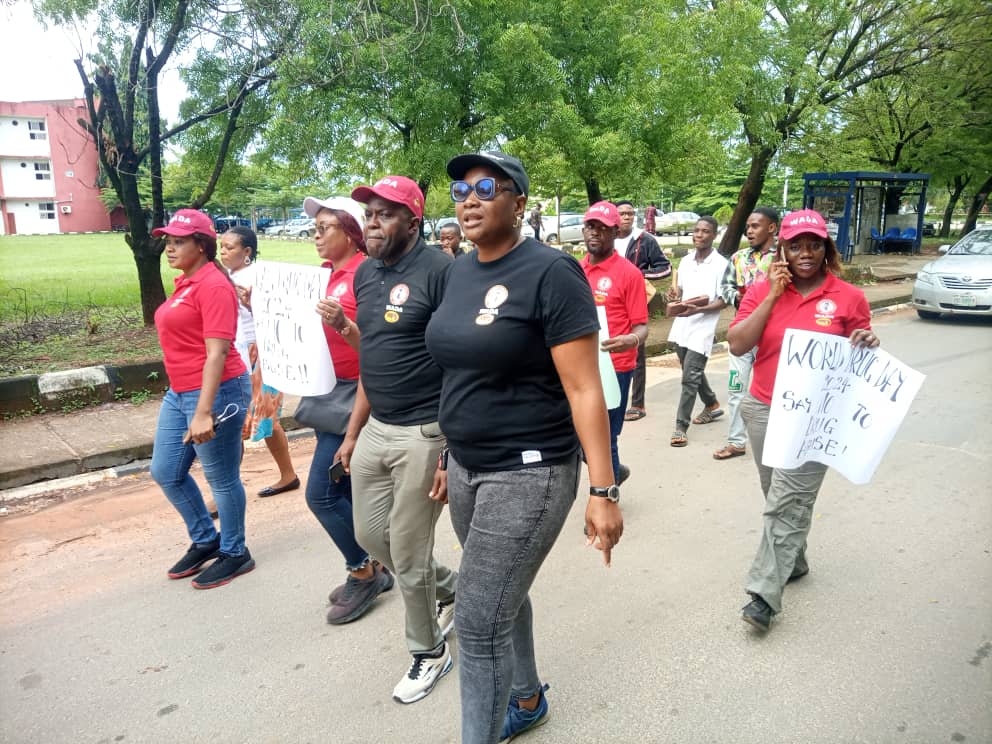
[335,175,459,705]
[579,201,648,485]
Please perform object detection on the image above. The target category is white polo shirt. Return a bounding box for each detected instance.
[668,248,728,357]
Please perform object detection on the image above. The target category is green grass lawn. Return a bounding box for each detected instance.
[0,233,326,376]
[0,233,325,322]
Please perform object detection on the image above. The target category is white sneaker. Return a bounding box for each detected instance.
[436,598,455,637]
[392,643,453,704]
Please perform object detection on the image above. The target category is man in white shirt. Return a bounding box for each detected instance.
[667,216,727,447]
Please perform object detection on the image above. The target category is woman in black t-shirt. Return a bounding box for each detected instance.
[425,152,623,744]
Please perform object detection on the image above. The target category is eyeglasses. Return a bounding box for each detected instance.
[450,178,518,202]
[314,222,341,237]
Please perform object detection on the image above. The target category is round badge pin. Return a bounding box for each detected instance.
[484,285,509,309]
[384,310,400,323]
[390,284,410,305]
[475,314,495,326]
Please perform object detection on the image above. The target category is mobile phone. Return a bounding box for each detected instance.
[328,460,347,483]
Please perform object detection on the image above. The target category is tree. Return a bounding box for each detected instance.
[691,0,986,253]
[37,0,299,324]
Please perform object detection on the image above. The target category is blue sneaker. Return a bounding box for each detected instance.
[499,684,549,742]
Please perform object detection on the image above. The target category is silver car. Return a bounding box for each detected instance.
[912,226,992,319]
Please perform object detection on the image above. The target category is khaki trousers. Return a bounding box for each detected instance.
[350,416,458,654]
[741,394,825,613]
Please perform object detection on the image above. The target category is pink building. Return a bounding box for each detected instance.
[0,99,112,235]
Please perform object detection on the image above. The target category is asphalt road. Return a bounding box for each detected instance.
[1,309,990,744]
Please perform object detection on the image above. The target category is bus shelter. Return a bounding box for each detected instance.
[801,172,930,261]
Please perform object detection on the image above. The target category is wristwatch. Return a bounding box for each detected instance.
[589,485,620,503]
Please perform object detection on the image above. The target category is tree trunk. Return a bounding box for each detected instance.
[584,178,602,205]
[133,239,167,325]
[940,175,967,237]
[961,174,992,236]
[718,145,776,255]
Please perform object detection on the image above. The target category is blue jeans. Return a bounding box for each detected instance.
[447,453,580,744]
[607,370,633,483]
[151,374,251,556]
[305,430,369,571]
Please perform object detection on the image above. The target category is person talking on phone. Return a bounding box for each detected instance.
[299,196,395,625]
[425,152,621,744]
[149,210,253,590]
[728,209,879,632]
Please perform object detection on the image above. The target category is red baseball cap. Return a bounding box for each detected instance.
[351,176,424,219]
[584,201,620,228]
[780,209,828,241]
[151,209,216,238]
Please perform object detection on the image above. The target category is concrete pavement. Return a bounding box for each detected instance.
[0,253,929,494]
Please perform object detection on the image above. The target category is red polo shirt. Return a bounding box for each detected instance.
[580,251,648,372]
[731,272,872,404]
[154,262,246,392]
[321,252,365,380]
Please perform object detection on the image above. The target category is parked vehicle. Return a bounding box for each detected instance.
[213,215,250,232]
[655,211,700,235]
[912,225,992,319]
[267,217,315,238]
[542,213,584,245]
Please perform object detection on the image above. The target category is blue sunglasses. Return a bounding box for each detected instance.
[450,178,519,202]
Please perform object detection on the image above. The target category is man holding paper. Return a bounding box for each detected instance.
[666,216,727,448]
[579,201,648,484]
[728,209,879,633]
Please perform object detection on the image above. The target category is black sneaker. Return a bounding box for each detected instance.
[328,562,393,604]
[191,549,255,589]
[326,567,392,625]
[167,539,220,579]
[741,594,774,631]
[616,464,631,486]
[788,564,810,582]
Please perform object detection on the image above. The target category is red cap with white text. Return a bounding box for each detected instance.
[583,201,620,228]
[151,209,216,238]
[351,176,424,219]
[779,209,829,241]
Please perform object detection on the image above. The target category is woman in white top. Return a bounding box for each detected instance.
[219,226,300,496]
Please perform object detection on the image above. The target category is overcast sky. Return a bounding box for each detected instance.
[0,4,185,121]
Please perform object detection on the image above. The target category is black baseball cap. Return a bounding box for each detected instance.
[446,151,529,197]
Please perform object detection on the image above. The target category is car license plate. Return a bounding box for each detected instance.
[952,293,977,307]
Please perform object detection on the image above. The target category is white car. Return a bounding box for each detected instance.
[656,211,700,235]
[912,225,992,319]
[269,217,315,238]
[542,214,584,245]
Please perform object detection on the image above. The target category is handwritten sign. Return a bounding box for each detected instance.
[252,260,335,396]
[764,329,925,484]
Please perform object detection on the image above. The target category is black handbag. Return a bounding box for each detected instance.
[292,379,358,434]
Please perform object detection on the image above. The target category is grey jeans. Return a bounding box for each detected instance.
[726,346,756,447]
[350,416,458,655]
[447,452,580,744]
[741,394,826,613]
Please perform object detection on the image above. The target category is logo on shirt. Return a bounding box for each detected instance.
[331,282,348,298]
[390,284,410,305]
[170,287,193,308]
[593,276,612,305]
[815,297,836,327]
[384,310,400,323]
[476,284,508,326]
[484,285,509,309]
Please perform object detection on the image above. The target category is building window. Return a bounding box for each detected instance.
[34,162,52,180]
[39,202,56,220]
[28,120,47,140]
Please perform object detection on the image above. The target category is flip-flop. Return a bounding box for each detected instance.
[670,431,688,447]
[692,407,724,425]
[713,445,746,460]
[624,408,646,422]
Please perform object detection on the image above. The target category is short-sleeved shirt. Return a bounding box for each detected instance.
[668,249,728,357]
[321,252,365,381]
[731,272,872,404]
[425,238,600,472]
[580,251,648,372]
[354,239,452,425]
[154,262,246,393]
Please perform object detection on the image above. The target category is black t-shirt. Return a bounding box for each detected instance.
[355,239,452,425]
[425,238,600,471]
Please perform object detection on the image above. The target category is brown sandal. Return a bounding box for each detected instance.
[624,407,646,422]
[692,405,724,425]
[713,444,746,460]
[671,431,688,447]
